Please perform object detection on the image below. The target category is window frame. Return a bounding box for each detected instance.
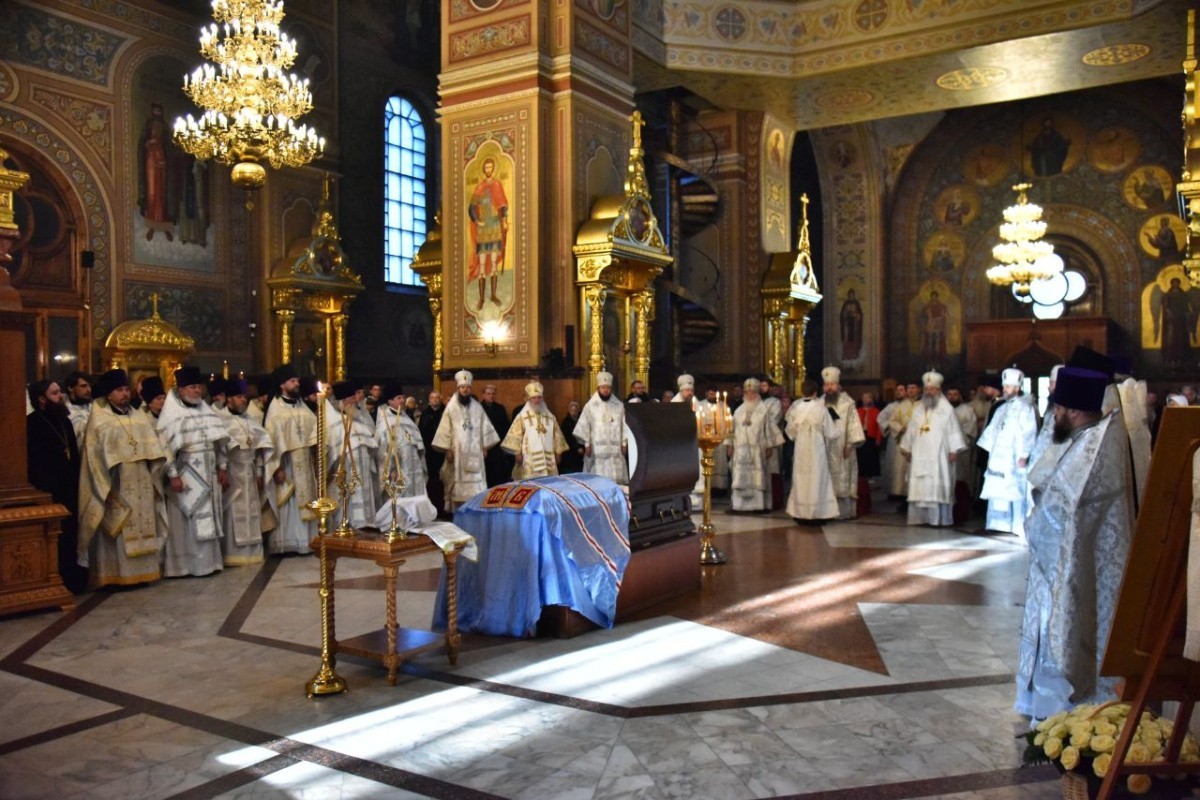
[383,94,428,290]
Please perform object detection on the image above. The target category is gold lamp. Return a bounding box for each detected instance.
[986,182,1061,297]
[173,0,325,206]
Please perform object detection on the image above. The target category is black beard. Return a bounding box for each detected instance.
[458,394,473,406]
[949,398,961,407]
[1052,418,1071,443]
[824,392,838,405]
[69,396,90,406]
[284,387,300,400]
[42,401,70,419]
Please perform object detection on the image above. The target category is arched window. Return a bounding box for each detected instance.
[384,95,426,287]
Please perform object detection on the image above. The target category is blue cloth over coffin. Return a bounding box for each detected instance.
[433,474,631,637]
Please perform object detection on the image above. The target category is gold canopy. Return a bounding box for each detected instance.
[102,292,196,389]
[573,111,673,396]
[762,194,823,394]
[267,176,362,384]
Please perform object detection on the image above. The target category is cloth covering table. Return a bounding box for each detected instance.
[434,474,631,637]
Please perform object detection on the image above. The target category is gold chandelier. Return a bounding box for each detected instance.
[173,0,324,202]
[986,182,1061,297]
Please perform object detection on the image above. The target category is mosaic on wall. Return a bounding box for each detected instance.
[128,54,215,273]
[0,5,125,87]
[125,282,224,351]
[887,83,1185,378]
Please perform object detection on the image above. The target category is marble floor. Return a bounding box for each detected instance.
[0,493,1086,799]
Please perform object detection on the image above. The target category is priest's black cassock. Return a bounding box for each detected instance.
[26,405,87,593]
[481,398,513,487]
[418,402,446,514]
[559,412,584,474]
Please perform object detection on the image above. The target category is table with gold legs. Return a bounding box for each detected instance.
[310,530,464,685]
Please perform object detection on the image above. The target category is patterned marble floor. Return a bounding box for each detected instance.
[0,494,1082,799]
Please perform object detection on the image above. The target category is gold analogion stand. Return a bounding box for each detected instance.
[306,385,345,697]
[695,395,732,565]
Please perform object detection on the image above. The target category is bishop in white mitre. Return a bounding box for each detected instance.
[901,371,967,527]
[671,373,705,506]
[502,381,569,480]
[978,367,1038,536]
[821,366,866,519]
[433,370,500,511]
[572,371,628,485]
[729,377,785,511]
[784,378,839,521]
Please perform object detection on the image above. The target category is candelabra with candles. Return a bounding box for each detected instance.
[306,384,344,697]
[695,394,733,565]
[380,411,408,542]
[332,400,361,537]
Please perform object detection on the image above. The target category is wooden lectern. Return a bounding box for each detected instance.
[1096,407,1200,797]
[0,148,73,616]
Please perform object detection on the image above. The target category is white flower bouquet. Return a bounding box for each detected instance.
[1021,702,1200,797]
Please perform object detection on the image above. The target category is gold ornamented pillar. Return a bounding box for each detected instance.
[762,194,823,396]
[277,308,296,366]
[573,113,673,396]
[266,177,362,382]
[412,213,443,387]
[332,314,348,382]
[1182,10,1200,287]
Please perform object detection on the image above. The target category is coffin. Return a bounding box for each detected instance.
[624,401,698,549]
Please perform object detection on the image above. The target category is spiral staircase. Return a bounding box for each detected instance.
[641,93,724,363]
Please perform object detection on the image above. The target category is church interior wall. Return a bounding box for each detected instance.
[885,78,1184,386]
[0,0,342,380]
[336,0,439,390]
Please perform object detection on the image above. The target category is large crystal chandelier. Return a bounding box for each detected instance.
[986,182,1062,297]
[173,0,325,203]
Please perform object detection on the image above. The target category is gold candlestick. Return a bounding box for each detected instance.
[307,384,345,697]
[696,396,729,565]
[332,401,361,538]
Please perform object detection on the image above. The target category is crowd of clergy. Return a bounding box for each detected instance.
[23,347,1194,723]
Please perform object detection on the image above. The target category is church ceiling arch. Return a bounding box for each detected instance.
[632,0,1185,129]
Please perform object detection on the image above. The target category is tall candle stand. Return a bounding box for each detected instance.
[381,411,408,542]
[306,385,345,697]
[695,395,731,565]
[332,401,361,538]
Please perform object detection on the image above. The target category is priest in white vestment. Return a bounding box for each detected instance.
[263,364,318,555]
[78,369,169,587]
[821,366,866,519]
[876,385,912,501]
[433,370,500,511]
[901,372,967,527]
[326,380,380,529]
[760,377,784,508]
[671,374,705,507]
[946,387,977,497]
[1115,375,1151,508]
[1016,367,1133,719]
[375,383,427,499]
[978,367,1038,537]
[729,378,785,511]
[784,379,839,521]
[572,371,628,484]
[65,371,93,443]
[502,381,568,480]
[220,379,274,566]
[158,366,230,578]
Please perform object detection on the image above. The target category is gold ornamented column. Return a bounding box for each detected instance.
[412,213,443,387]
[762,194,823,396]
[1182,10,1200,287]
[277,308,296,366]
[573,113,673,396]
[332,314,348,382]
